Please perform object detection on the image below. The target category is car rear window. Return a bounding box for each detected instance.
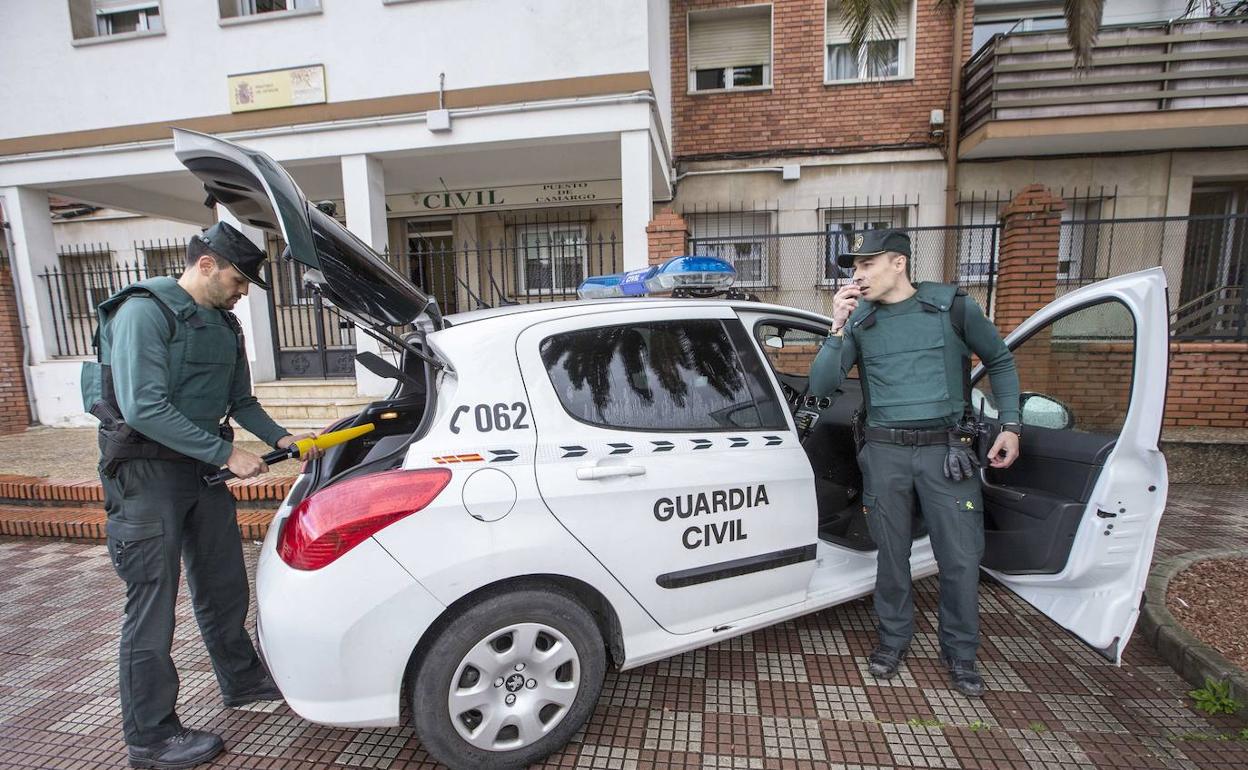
[540,318,787,432]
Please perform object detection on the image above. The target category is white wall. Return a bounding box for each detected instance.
[958,148,1248,219]
[52,211,201,260]
[648,0,673,156]
[0,0,657,141]
[30,361,95,428]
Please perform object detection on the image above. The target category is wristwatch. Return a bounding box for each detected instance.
[1000,422,1023,437]
[828,323,845,338]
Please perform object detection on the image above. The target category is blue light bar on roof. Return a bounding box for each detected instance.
[576,255,737,299]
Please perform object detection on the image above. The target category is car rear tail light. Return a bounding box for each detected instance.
[278,468,451,570]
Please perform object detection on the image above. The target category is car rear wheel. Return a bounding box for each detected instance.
[410,588,606,769]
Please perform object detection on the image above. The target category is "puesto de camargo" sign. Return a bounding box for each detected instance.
[388,180,621,215]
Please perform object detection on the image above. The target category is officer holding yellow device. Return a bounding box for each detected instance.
[82,222,329,769]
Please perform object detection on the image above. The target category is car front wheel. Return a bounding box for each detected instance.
[410,587,606,769]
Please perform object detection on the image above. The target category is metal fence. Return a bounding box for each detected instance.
[688,223,1001,318]
[385,233,623,314]
[40,243,189,358]
[687,213,1247,340]
[265,232,623,377]
[1056,213,1246,340]
[35,211,1246,360]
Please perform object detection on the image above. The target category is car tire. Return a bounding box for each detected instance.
[410,587,606,770]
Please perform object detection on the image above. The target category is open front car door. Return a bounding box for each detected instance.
[973,268,1169,663]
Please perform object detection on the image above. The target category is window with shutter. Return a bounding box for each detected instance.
[825,1,912,83]
[688,5,773,92]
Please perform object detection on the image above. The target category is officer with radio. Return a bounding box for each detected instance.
[809,229,1021,697]
[83,222,318,768]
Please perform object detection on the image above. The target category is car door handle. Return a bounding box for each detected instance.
[576,464,647,481]
[979,468,1026,501]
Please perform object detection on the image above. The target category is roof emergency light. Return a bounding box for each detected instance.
[577,255,737,299]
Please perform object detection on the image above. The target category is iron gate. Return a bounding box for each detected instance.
[266,254,356,379]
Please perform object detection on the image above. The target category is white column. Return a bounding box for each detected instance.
[620,130,654,270]
[341,154,391,397]
[214,206,278,383]
[1,187,57,365]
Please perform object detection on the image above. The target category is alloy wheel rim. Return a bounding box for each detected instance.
[447,622,581,751]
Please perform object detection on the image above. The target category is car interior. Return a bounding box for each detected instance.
[753,320,910,552]
[303,335,438,497]
[752,309,1130,575]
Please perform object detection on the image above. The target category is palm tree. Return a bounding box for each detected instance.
[837,0,1106,69]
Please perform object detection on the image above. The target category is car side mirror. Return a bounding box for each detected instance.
[1020,392,1075,430]
[764,335,784,349]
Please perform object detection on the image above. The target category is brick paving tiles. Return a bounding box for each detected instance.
[0,484,1245,768]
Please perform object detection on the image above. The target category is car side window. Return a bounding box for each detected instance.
[755,323,826,376]
[977,300,1136,434]
[540,319,787,431]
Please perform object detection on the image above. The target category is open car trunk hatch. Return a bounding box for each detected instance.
[172,128,442,340]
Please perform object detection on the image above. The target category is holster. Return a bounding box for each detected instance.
[952,417,993,467]
[91,399,190,477]
[851,409,866,453]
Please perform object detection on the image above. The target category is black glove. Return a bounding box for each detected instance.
[943,428,981,482]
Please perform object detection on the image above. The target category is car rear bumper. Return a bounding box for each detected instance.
[256,520,446,727]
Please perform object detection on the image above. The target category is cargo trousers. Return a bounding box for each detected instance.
[101,457,266,746]
[859,439,985,662]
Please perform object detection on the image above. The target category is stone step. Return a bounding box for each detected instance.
[0,473,294,507]
[253,379,360,400]
[0,503,275,541]
[255,397,373,422]
[234,419,337,444]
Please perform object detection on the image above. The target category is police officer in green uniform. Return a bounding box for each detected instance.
[84,222,319,769]
[809,229,1021,698]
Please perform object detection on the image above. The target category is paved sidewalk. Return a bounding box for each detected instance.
[2,485,1247,769]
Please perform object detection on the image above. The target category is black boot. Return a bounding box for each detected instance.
[867,646,907,680]
[223,673,283,708]
[945,657,986,698]
[128,728,224,769]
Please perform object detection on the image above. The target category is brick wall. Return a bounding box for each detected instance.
[647,208,691,266]
[671,0,973,159]
[0,270,31,434]
[1160,342,1248,429]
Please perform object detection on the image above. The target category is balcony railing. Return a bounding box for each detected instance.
[961,15,1248,138]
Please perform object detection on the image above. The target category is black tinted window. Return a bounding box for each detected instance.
[541,319,787,431]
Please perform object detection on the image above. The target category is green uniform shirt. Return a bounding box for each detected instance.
[103,283,288,466]
[810,286,1021,428]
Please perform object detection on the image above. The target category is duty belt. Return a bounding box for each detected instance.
[864,426,949,446]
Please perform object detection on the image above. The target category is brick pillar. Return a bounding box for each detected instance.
[995,185,1065,334]
[995,185,1065,398]
[646,208,689,267]
[0,267,32,434]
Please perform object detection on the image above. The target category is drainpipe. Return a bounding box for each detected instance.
[942,0,966,282]
[0,209,39,425]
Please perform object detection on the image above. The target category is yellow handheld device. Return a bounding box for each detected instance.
[205,422,377,485]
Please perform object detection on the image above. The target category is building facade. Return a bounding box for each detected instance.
[2,0,1245,430]
[0,0,674,426]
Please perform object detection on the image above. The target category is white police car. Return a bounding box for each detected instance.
[175,130,1170,770]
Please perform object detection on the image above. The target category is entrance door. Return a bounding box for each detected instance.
[972,268,1169,662]
[266,236,357,379]
[406,219,457,315]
